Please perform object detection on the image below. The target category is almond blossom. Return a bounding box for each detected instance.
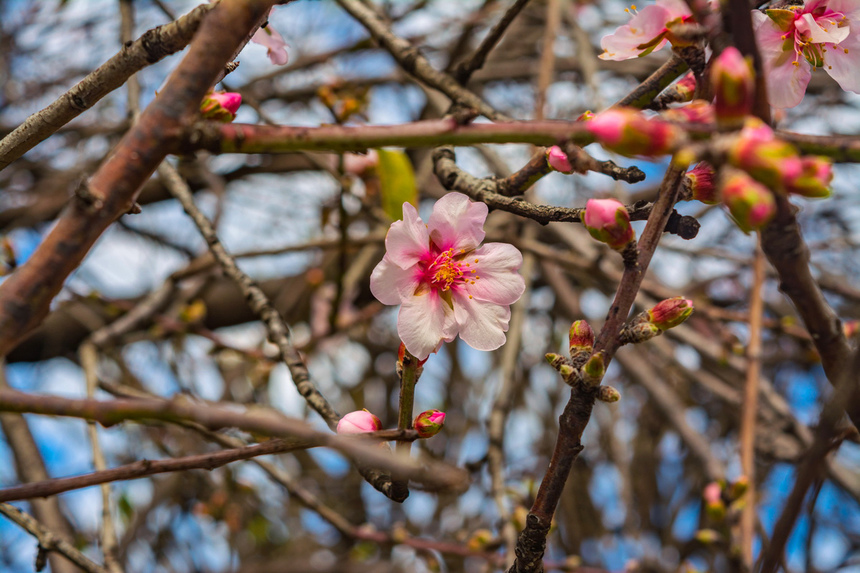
[753,0,860,108]
[251,8,289,65]
[370,193,525,360]
[599,0,694,61]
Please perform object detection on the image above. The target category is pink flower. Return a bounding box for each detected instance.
[337,410,382,434]
[753,0,860,108]
[370,193,526,359]
[546,146,574,173]
[251,8,289,65]
[343,150,379,176]
[583,198,636,250]
[200,92,242,122]
[413,410,446,438]
[599,0,694,61]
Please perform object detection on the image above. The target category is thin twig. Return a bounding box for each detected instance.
[454,0,533,84]
[739,242,764,568]
[0,503,109,573]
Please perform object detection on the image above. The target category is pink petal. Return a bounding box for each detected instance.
[754,12,811,108]
[463,243,525,305]
[796,13,849,44]
[599,5,671,61]
[823,32,860,93]
[825,0,860,20]
[370,255,421,305]
[451,292,511,352]
[398,294,457,360]
[427,192,488,253]
[385,202,430,269]
[251,12,289,66]
[656,0,692,20]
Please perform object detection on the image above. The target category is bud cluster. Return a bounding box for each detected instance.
[619,297,694,345]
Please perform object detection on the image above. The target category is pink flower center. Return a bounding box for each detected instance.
[424,248,480,297]
[781,7,850,69]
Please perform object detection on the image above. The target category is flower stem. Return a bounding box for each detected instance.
[392,349,421,500]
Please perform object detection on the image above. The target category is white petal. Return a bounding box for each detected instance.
[385,202,430,269]
[370,255,420,305]
[458,243,525,305]
[452,292,510,352]
[398,294,457,360]
[428,193,487,252]
[823,32,860,93]
[796,13,849,44]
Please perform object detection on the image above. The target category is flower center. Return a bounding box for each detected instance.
[426,249,481,295]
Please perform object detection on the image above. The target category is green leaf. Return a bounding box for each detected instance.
[376,149,417,221]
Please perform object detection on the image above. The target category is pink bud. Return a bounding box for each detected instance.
[720,169,776,233]
[200,92,242,123]
[703,482,722,504]
[844,320,859,339]
[784,156,832,198]
[728,118,802,190]
[674,72,697,101]
[711,47,754,127]
[546,146,574,173]
[413,409,446,438]
[685,162,719,204]
[647,297,694,330]
[587,109,681,157]
[336,410,382,434]
[661,100,715,124]
[344,150,380,177]
[583,198,636,251]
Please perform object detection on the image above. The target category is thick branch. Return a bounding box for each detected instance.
[0,2,215,171]
[0,0,275,357]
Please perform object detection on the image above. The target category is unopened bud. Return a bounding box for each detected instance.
[705,499,727,522]
[844,320,859,338]
[728,476,749,501]
[200,92,242,123]
[577,110,595,122]
[336,410,382,434]
[703,481,722,504]
[586,108,681,157]
[720,168,777,233]
[728,118,802,190]
[597,385,621,402]
[466,529,494,551]
[413,409,446,438]
[619,316,661,345]
[545,352,568,370]
[684,162,719,205]
[784,156,832,198]
[711,47,755,127]
[661,100,715,124]
[695,529,722,544]
[568,320,594,362]
[558,364,577,385]
[674,72,697,101]
[583,198,636,251]
[581,352,605,386]
[648,297,694,330]
[546,146,574,174]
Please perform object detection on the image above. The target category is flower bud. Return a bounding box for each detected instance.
[577,110,595,122]
[545,352,568,370]
[648,297,694,330]
[784,156,832,198]
[336,410,382,434]
[674,72,697,101]
[586,108,681,157]
[661,100,715,124]
[597,385,621,403]
[546,146,574,174]
[581,352,605,387]
[467,529,494,551]
[728,476,749,501]
[695,529,722,544]
[568,320,594,364]
[344,150,380,177]
[558,364,577,385]
[711,47,755,128]
[844,319,859,339]
[413,409,446,438]
[200,92,242,123]
[583,198,636,251]
[720,168,777,233]
[728,118,802,190]
[684,162,719,204]
[703,482,722,505]
[619,319,661,345]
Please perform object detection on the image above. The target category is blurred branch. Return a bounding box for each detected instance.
[0,503,109,573]
[453,0,533,84]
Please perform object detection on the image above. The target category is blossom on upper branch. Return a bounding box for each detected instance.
[370,193,525,360]
[251,8,289,65]
[599,0,695,61]
[753,0,860,108]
